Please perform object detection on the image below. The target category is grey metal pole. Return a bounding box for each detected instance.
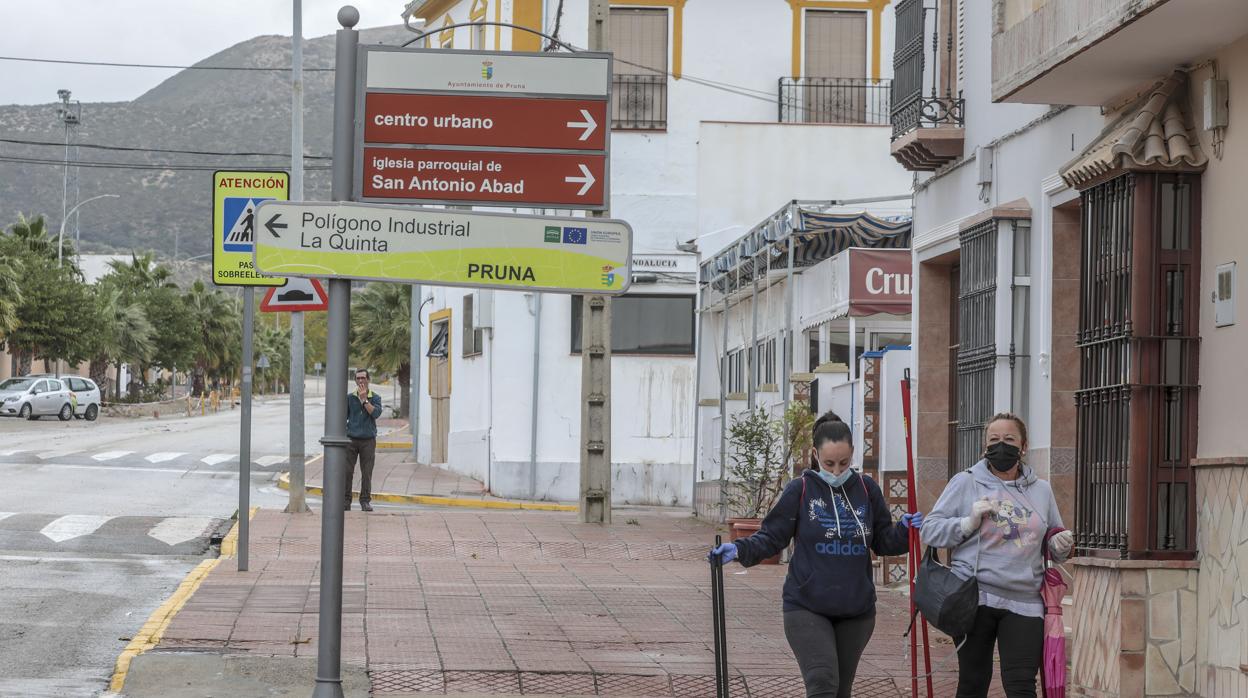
[783,218,795,406]
[718,293,728,520]
[312,7,357,698]
[690,298,702,515]
[529,293,542,499]
[748,256,759,410]
[580,0,612,524]
[410,284,422,462]
[286,0,310,515]
[239,287,254,571]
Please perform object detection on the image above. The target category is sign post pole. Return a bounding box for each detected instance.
[311,7,357,698]
[286,0,310,515]
[239,287,253,571]
[580,0,612,524]
[410,284,422,462]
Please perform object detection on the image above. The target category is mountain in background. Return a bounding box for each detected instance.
[0,24,413,261]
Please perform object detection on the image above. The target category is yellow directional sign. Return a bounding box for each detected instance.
[212,170,289,287]
[252,201,632,294]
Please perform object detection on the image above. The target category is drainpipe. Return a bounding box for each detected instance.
[783,210,796,409]
[691,288,703,515]
[718,293,729,520]
[529,293,542,499]
[749,254,759,410]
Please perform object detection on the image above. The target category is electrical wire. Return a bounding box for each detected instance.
[0,136,332,160]
[0,154,330,172]
[0,55,333,72]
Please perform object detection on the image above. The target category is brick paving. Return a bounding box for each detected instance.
[154,506,1017,696]
[304,451,502,502]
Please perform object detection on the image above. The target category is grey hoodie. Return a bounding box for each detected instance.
[920,460,1065,603]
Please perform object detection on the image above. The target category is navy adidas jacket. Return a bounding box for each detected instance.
[733,468,909,619]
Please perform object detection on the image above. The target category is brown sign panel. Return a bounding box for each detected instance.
[848,248,912,316]
[364,93,607,151]
[362,147,607,208]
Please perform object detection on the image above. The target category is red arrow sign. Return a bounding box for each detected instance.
[362,147,607,207]
[365,93,608,151]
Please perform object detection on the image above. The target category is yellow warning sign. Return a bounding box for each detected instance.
[212,170,289,287]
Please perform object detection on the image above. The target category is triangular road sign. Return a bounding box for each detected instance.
[260,277,328,312]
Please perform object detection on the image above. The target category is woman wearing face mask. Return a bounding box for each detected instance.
[920,412,1074,698]
[708,412,924,698]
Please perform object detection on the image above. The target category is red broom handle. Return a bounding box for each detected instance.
[901,371,933,698]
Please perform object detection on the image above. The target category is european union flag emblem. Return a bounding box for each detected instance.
[562,227,587,245]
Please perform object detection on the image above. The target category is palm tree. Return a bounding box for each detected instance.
[0,252,22,342]
[351,282,411,418]
[106,252,176,296]
[254,325,291,395]
[7,213,54,260]
[185,281,240,395]
[89,285,155,401]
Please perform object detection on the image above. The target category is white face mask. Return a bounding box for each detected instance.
[817,467,853,489]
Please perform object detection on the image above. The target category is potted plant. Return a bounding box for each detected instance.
[724,408,788,562]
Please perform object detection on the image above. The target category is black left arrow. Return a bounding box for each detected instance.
[264,213,287,238]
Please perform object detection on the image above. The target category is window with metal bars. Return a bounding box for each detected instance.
[1075,173,1200,559]
[955,220,997,471]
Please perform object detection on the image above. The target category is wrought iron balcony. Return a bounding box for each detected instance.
[778,77,891,125]
[888,0,965,171]
[612,74,667,131]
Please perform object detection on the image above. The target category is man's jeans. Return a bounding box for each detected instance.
[345,437,377,505]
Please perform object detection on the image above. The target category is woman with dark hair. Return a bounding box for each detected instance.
[921,412,1072,698]
[709,411,924,698]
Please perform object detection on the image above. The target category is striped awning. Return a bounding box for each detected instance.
[778,210,912,268]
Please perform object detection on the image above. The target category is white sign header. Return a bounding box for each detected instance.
[363,47,611,98]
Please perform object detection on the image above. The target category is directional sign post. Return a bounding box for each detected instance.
[253,201,632,294]
[211,169,288,573]
[354,46,610,210]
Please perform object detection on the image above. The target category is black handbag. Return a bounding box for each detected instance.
[912,545,979,639]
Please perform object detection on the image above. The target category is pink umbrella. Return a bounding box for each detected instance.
[1041,527,1069,698]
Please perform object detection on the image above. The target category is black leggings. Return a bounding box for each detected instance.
[956,605,1044,698]
[783,607,876,698]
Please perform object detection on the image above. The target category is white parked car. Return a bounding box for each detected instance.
[0,375,101,421]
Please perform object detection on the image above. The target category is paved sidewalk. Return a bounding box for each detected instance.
[134,507,1004,697]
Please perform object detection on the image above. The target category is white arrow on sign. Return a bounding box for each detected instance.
[565,164,596,196]
[566,109,598,142]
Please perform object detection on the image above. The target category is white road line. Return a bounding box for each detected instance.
[201,453,237,466]
[255,455,287,467]
[40,514,113,542]
[91,451,133,461]
[145,452,186,463]
[0,513,15,524]
[3,463,240,476]
[36,450,83,460]
[0,449,27,457]
[147,516,217,546]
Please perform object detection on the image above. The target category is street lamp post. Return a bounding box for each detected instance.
[58,194,119,267]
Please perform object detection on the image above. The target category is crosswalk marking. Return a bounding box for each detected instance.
[40,514,112,543]
[200,453,237,466]
[147,516,217,546]
[255,455,287,467]
[145,452,186,463]
[36,450,82,460]
[91,451,133,461]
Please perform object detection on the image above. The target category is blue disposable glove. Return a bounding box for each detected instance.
[900,512,924,529]
[707,542,738,565]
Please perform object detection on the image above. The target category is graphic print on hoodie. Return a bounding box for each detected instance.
[808,490,871,556]
[733,470,909,619]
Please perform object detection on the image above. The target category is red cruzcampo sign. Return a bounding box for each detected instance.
[364,93,607,151]
[363,147,607,208]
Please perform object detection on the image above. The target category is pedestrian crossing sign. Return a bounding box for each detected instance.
[212,170,289,287]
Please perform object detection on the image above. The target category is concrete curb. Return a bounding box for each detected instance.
[276,471,578,512]
[108,507,257,693]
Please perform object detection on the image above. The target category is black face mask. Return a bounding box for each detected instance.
[985,442,1021,472]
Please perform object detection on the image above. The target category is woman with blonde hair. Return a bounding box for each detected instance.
[921,413,1073,698]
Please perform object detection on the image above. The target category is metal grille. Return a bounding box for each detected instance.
[1075,174,1200,558]
[947,263,961,478]
[612,74,667,130]
[956,220,996,471]
[890,0,965,139]
[778,78,891,124]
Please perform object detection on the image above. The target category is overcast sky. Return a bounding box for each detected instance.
[0,1,409,106]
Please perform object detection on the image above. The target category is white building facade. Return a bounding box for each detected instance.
[402,0,909,505]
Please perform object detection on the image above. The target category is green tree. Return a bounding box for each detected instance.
[0,250,22,343]
[4,254,95,370]
[254,324,291,394]
[351,282,411,418]
[86,285,155,401]
[105,252,175,295]
[185,280,241,395]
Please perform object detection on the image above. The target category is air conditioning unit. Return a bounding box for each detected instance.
[473,290,494,329]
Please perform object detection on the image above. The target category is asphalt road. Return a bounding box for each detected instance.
[0,392,330,698]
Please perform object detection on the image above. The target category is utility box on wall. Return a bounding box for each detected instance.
[1215,262,1236,327]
